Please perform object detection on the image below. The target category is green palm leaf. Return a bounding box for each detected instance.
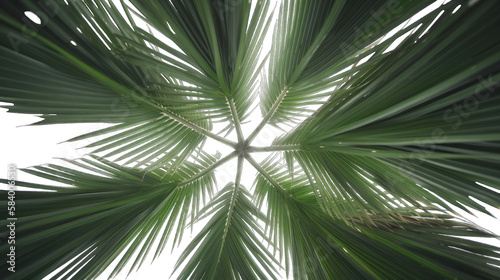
[256,0,433,129]
[124,0,273,123]
[272,0,500,220]
[0,153,220,280]
[1,0,500,279]
[175,180,279,279]
[251,155,500,279]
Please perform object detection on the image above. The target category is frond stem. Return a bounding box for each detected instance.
[247,145,301,152]
[179,151,238,186]
[246,86,288,144]
[244,154,286,193]
[161,110,236,147]
[227,97,245,143]
[218,155,244,263]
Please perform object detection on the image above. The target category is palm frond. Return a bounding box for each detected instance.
[0,0,243,169]
[125,0,273,123]
[273,0,500,218]
[174,182,279,280]
[0,0,499,279]
[0,153,219,280]
[257,0,435,129]
[251,155,500,279]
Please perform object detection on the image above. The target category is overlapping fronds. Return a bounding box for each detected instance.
[274,0,500,219]
[252,155,500,279]
[259,0,437,127]
[175,182,279,280]
[0,153,219,280]
[124,0,273,123]
[1,0,499,279]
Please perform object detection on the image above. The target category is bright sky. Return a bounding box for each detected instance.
[1,0,500,279]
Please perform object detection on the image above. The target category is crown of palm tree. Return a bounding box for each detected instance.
[1,0,500,279]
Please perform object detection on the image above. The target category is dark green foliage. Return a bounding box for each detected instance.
[1,0,499,279]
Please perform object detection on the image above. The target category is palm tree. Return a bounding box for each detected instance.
[1,0,500,279]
